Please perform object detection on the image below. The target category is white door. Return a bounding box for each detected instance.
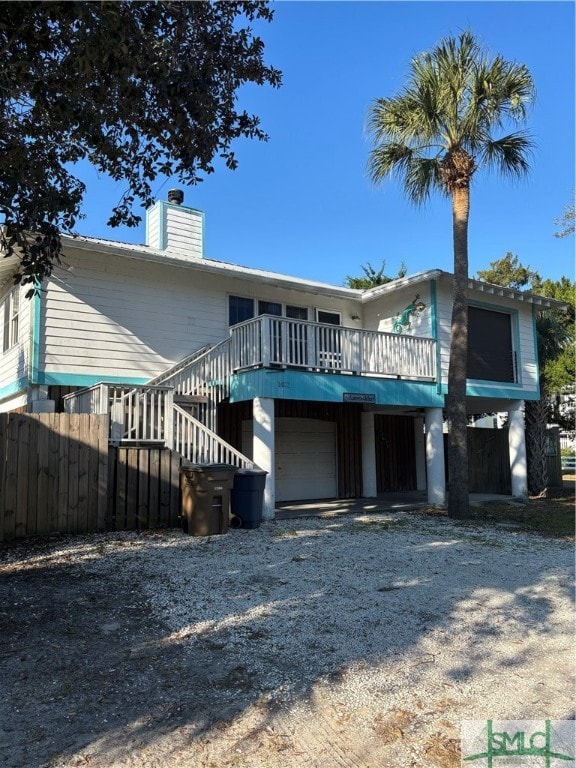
[275,418,337,502]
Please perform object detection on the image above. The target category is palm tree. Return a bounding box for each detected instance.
[367,31,535,518]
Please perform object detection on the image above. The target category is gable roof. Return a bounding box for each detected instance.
[361,269,567,309]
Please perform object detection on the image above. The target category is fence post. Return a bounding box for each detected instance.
[110,402,124,443]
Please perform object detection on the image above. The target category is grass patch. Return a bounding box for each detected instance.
[337,517,415,534]
[430,486,575,539]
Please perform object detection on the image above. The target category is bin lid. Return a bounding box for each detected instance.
[180,463,237,472]
[234,468,268,476]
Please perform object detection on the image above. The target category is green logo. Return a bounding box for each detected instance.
[461,720,575,767]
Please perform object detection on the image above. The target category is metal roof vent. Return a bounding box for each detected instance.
[167,188,184,205]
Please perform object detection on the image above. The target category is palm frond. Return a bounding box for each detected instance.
[479,132,534,176]
[536,311,573,366]
[367,143,413,184]
[404,157,446,203]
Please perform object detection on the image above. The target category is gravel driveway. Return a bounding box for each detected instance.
[1,511,573,768]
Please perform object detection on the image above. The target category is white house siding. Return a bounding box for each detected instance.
[41,248,230,382]
[435,280,538,396]
[0,284,31,402]
[40,247,365,384]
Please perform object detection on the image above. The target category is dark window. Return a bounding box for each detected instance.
[229,296,254,326]
[467,306,515,382]
[316,310,341,326]
[286,305,308,320]
[258,300,282,316]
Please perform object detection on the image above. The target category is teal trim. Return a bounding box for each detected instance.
[430,280,442,394]
[35,372,150,387]
[438,381,540,401]
[230,369,445,408]
[29,291,41,383]
[0,377,28,401]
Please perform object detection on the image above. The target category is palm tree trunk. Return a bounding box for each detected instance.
[525,397,550,495]
[446,186,471,518]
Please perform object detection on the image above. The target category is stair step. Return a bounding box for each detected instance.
[174,394,209,405]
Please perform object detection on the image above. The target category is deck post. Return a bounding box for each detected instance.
[508,400,528,497]
[414,416,427,491]
[425,407,446,505]
[361,412,377,497]
[253,396,275,520]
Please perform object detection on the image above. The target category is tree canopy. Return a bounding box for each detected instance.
[344,260,407,289]
[477,252,539,291]
[554,200,575,238]
[0,1,281,292]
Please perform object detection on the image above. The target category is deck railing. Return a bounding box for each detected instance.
[230,316,436,380]
[150,338,231,433]
[63,384,254,468]
[64,384,174,442]
[172,404,254,468]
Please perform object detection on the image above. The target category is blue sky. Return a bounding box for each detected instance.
[78,0,575,287]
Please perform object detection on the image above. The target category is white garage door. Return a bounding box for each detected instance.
[276,418,337,502]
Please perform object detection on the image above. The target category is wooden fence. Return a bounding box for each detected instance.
[466,427,511,494]
[0,413,182,542]
[108,445,181,532]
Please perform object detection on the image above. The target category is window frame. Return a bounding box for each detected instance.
[2,287,20,353]
[315,309,341,326]
[466,303,519,384]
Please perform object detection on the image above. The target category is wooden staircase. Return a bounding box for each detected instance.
[63,338,255,469]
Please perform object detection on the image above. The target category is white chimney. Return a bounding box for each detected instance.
[145,190,204,257]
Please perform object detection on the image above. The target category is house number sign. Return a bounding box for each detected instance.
[343,393,376,403]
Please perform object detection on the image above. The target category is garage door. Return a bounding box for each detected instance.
[276,418,337,502]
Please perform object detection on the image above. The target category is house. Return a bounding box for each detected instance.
[0,192,565,518]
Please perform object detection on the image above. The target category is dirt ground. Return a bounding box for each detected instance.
[0,502,573,768]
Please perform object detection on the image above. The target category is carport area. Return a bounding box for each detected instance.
[275,490,518,519]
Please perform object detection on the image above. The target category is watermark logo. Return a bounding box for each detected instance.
[461,720,575,767]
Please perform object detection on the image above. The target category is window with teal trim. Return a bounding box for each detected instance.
[467,306,515,383]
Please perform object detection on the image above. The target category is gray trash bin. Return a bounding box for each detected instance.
[180,464,236,536]
[230,469,267,529]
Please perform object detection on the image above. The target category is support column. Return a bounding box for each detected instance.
[508,400,528,498]
[28,384,55,413]
[253,397,275,520]
[361,412,377,498]
[425,407,446,505]
[414,416,426,491]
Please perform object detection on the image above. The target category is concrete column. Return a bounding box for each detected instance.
[508,400,528,498]
[361,411,377,497]
[425,407,446,505]
[414,416,426,491]
[28,385,55,413]
[253,397,275,520]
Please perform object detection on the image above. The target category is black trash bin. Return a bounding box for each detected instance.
[230,469,267,529]
[180,464,236,536]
